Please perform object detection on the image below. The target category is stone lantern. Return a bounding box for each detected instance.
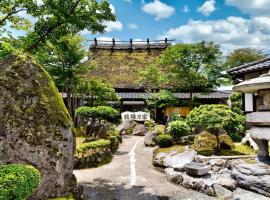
[233,72,270,161]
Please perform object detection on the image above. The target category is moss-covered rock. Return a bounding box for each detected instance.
[0,55,74,199]
[194,131,234,155]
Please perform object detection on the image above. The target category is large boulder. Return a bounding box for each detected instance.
[132,124,148,136]
[231,163,270,197]
[194,131,234,155]
[116,120,137,135]
[0,55,74,199]
[144,130,158,146]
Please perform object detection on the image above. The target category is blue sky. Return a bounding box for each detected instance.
[85,0,270,54]
[5,0,270,54]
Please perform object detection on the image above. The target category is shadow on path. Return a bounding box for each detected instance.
[80,178,169,200]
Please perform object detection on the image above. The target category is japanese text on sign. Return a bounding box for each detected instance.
[121,111,150,122]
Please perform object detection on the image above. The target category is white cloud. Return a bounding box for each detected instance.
[197,0,216,16]
[159,16,270,54]
[128,23,138,30]
[225,0,270,16]
[96,36,120,41]
[182,5,190,13]
[103,21,123,32]
[142,0,175,20]
[109,4,116,14]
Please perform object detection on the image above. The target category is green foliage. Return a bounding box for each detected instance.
[156,134,173,148]
[155,125,165,134]
[168,120,190,142]
[0,164,40,200]
[160,41,225,92]
[76,139,110,154]
[147,90,179,108]
[76,106,119,122]
[0,41,16,60]
[229,92,243,114]
[225,48,265,68]
[77,79,118,106]
[144,120,156,131]
[187,104,245,136]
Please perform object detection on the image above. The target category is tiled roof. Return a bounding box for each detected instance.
[116,91,230,99]
[227,57,270,75]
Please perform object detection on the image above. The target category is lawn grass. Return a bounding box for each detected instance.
[157,145,186,154]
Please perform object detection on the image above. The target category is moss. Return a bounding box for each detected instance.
[86,49,164,89]
[194,131,217,153]
[0,54,72,146]
[156,145,185,154]
[49,193,75,200]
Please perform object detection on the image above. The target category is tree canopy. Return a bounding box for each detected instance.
[225,48,265,68]
[159,41,225,92]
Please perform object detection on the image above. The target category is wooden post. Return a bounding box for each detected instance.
[94,38,97,47]
[147,38,150,52]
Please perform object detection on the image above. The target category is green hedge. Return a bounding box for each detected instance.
[76,139,111,154]
[156,134,173,148]
[168,120,189,142]
[0,164,40,200]
[76,106,119,122]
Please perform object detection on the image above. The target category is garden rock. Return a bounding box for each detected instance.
[179,134,195,145]
[144,130,157,146]
[117,120,137,135]
[231,163,270,197]
[213,184,234,200]
[0,55,74,199]
[164,168,183,184]
[132,124,148,136]
[163,150,197,171]
[152,152,167,166]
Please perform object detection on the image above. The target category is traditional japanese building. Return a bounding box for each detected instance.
[85,38,231,122]
[227,56,270,113]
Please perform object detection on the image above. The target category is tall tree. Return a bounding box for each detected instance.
[35,34,87,119]
[0,0,115,52]
[225,48,265,68]
[159,41,225,106]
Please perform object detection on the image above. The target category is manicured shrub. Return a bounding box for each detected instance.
[76,139,110,154]
[156,134,173,148]
[0,164,40,200]
[144,120,155,131]
[168,120,190,142]
[76,106,119,122]
[187,104,245,146]
[155,125,165,134]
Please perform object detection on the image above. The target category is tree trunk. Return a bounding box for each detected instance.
[214,128,221,154]
[189,92,193,109]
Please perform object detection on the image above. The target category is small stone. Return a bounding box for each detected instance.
[152,152,166,166]
[164,168,183,185]
[182,174,194,189]
[205,186,215,196]
[193,180,206,192]
[144,130,157,146]
[212,165,221,172]
[209,159,226,167]
[213,184,234,200]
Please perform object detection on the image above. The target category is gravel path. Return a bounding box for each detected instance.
[74,135,269,200]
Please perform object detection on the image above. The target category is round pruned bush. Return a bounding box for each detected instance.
[156,134,173,148]
[186,104,245,140]
[0,164,40,200]
[76,106,119,122]
[168,120,190,142]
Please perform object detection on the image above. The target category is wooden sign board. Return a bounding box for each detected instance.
[121,111,150,122]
